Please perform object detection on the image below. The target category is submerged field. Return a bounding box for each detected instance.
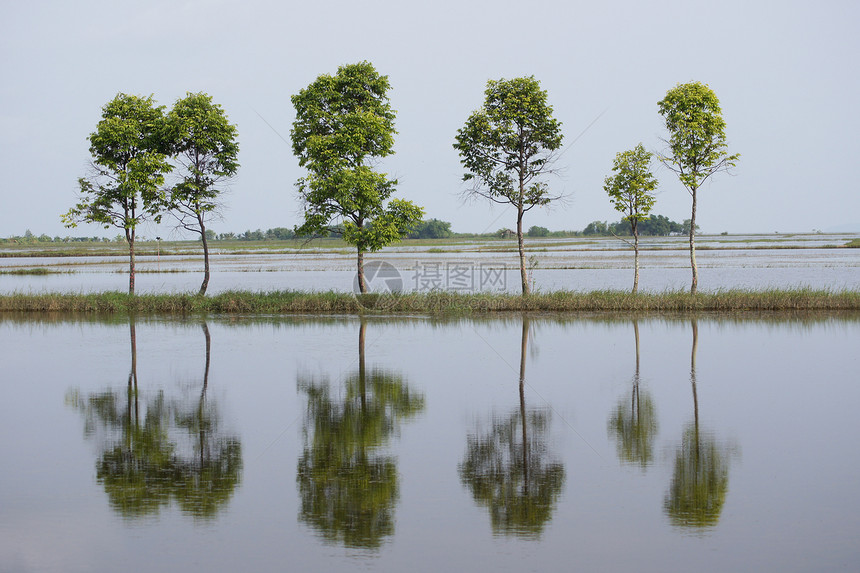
[1,233,858,306]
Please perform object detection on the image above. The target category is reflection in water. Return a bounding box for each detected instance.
[67,320,242,521]
[608,320,658,468]
[663,320,734,529]
[459,317,566,538]
[297,320,425,549]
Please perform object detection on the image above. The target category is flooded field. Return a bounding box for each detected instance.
[1,234,858,293]
[1,314,859,572]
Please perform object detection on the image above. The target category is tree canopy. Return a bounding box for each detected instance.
[604,143,658,292]
[165,92,239,294]
[291,61,423,292]
[454,76,563,294]
[63,93,172,293]
[658,82,739,293]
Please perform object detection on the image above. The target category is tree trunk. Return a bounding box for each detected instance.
[517,205,529,295]
[690,189,698,295]
[632,220,640,294]
[519,317,529,494]
[126,228,136,295]
[358,320,366,411]
[199,214,210,296]
[357,249,367,293]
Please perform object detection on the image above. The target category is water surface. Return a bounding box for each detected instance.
[1,313,858,572]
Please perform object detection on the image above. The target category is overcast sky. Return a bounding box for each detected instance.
[2,0,858,238]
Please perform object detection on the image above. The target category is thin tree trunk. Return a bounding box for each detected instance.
[690,189,698,295]
[128,319,139,425]
[126,228,136,295]
[358,320,366,410]
[690,319,699,470]
[519,316,529,494]
[357,249,367,293]
[201,321,211,395]
[199,214,210,296]
[633,221,640,294]
[517,205,529,295]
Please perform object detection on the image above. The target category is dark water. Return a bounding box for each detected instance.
[1,314,859,572]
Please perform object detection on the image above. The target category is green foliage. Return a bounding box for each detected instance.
[604,143,658,227]
[63,93,173,293]
[291,62,423,264]
[454,77,563,207]
[608,388,658,468]
[297,324,425,548]
[664,424,731,528]
[454,76,564,294]
[165,92,239,228]
[165,92,239,294]
[64,93,172,232]
[527,225,550,237]
[459,407,566,537]
[408,218,453,239]
[582,214,686,236]
[657,82,739,192]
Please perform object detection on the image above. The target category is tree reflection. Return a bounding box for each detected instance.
[608,320,658,468]
[67,320,242,521]
[664,319,733,529]
[297,320,425,549]
[458,317,566,538]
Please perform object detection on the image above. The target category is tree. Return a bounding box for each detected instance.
[290,62,423,293]
[297,321,425,548]
[608,321,658,468]
[604,143,658,293]
[459,318,565,537]
[527,225,550,237]
[408,218,453,239]
[658,82,739,294]
[165,92,239,295]
[63,93,172,294]
[664,320,734,529]
[67,320,242,521]
[454,76,564,294]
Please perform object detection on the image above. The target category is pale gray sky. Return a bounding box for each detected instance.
[1,0,858,238]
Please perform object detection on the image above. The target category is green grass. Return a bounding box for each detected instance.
[846,239,860,248]
[2,288,858,315]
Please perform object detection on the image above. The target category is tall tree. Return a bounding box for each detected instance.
[604,144,658,293]
[459,318,566,537]
[290,62,423,293]
[608,320,658,468]
[454,76,563,294]
[657,82,739,294]
[165,92,239,295]
[664,320,733,529]
[63,93,172,294]
[297,321,425,548]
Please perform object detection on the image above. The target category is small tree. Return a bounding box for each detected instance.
[63,93,171,294]
[291,62,423,293]
[658,82,739,294]
[454,76,564,294]
[604,143,658,293]
[165,92,239,295]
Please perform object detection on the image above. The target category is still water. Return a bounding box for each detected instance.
[2,235,859,294]
[1,314,859,572]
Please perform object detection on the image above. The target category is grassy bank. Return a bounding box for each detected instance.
[1,288,859,315]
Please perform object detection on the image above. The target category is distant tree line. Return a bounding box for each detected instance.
[581,215,697,237]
